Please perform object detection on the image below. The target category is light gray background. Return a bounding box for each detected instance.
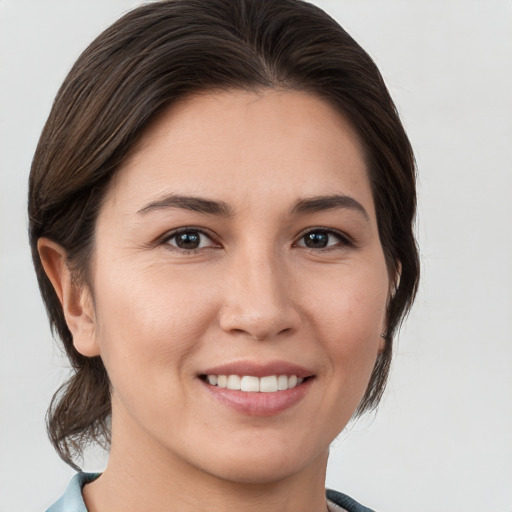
[1,1,511,511]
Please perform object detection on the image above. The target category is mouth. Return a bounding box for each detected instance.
[198,362,315,416]
[200,374,308,392]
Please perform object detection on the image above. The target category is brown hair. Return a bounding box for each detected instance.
[29,0,419,469]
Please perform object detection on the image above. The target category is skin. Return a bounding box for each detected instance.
[39,89,391,512]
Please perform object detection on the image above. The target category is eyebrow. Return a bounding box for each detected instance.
[290,194,370,221]
[137,194,235,217]
[137,193,369,221]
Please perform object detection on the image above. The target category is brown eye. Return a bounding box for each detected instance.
[175,231,201,249]
[165,229,216,251]
[297,229,350,249]
[303,231,329,248]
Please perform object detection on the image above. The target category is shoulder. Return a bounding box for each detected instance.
[326,488,376,512]
[46,473,100,512]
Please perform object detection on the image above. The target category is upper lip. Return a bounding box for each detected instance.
[200,360,314,379]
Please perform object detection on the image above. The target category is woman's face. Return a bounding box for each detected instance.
[78,89,390,483]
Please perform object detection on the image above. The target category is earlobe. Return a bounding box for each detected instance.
[378,332,386,353]
[391,262,402,299]
[378,262,401,354]
[37,238,100,357]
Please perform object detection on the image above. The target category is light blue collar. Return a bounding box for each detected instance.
[46,473,100,512]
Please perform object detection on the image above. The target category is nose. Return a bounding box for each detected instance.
[218,247,301,341]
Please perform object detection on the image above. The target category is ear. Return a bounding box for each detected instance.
[37,238,100,357]
[377,332,386,354]
[378,261,402,354]
[390,261,402,299]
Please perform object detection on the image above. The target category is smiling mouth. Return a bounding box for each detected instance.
[199,365,314,415]
[200,374,309,392]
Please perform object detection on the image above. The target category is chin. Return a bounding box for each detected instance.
[191,437,328,486]
[206,458,310,485]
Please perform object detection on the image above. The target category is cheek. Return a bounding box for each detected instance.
[304,263,388,375]
[90,262,218,390]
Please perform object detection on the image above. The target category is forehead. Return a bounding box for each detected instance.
[105,89,374,217]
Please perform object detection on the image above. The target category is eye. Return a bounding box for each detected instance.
[296,229,351,249]
[163,229,217,251]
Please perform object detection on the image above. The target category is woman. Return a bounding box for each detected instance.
[29,0,419,510]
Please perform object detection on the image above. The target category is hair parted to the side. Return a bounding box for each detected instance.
[29,0,419,469]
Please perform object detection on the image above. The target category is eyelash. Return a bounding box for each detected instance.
[294,227,354,250]
[161,227,219,254]
[159,227,354,254]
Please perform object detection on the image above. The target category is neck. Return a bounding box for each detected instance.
[82,411,329,512]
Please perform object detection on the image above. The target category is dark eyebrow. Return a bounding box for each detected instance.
[137,194,235,217]
[290,194,370,221]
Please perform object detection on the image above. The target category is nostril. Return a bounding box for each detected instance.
[218,295,301,341]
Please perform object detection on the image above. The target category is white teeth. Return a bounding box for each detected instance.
[277,375,288,390]
[226,375,241,390]
[241,376,260,392]
[205,374,305,392]
[260,375,278,392]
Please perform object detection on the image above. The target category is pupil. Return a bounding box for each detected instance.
[176,232,200,249]
[305,231,328,248]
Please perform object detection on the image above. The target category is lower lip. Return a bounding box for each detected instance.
[201,378,313,417]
